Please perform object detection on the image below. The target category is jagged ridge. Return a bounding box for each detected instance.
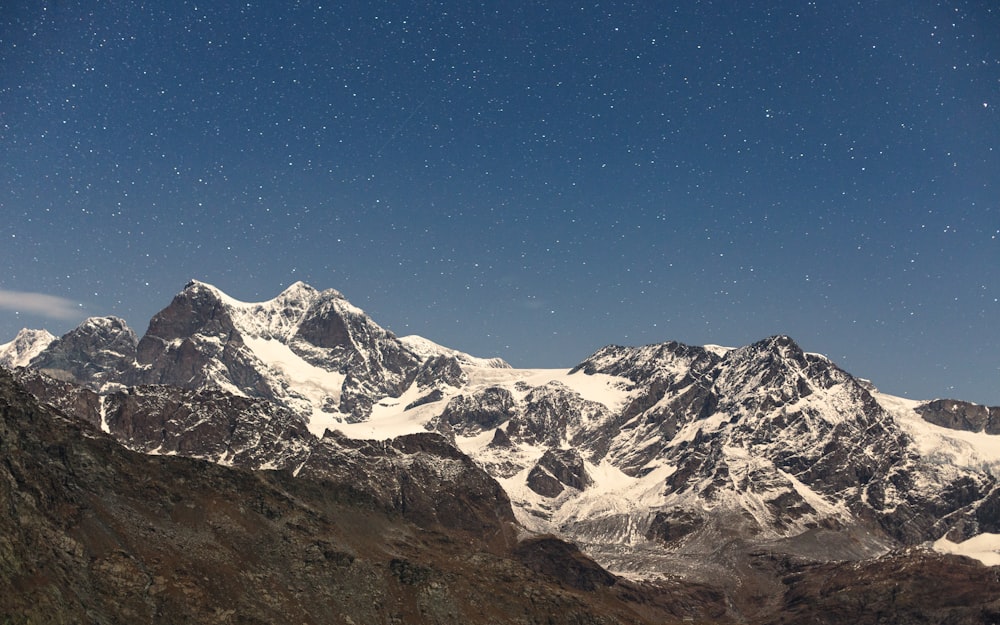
[5,281,1000,613]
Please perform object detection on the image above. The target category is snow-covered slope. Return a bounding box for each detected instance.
[0,328,55,368]
[933,533,1000,566]
[874,391,1000,565]
[876,392,1000,476]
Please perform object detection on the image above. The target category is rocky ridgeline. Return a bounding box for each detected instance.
[435,335,998,554]
[3,280,1000,622]
[4,281,442,420]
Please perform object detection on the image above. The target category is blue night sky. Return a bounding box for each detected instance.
[2,2,998,404]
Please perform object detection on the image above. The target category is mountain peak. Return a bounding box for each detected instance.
[276,280,320,300]
[0,328,56,369]
[180,279,246,305]
[182,278,218,293]
[754,334,802,353]
[180,279,349,313]
[78,315,132,332]
[725,335,809,371]
[27,316,137,385]
[11,327,56,343]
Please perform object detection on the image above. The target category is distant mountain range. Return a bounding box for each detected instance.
[3,280,999,623]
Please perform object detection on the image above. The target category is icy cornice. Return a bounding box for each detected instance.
[400,335,510,368]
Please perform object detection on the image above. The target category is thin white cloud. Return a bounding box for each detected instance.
[0,289,84,320]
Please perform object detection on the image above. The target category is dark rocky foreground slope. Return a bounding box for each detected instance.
[0,368,705,624]
[4,368,1000,624]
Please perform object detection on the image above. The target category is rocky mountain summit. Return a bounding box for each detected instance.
[4,280,1000,623]
[31,316,137,386]
[4,281,504,432]
[129,280,428,423]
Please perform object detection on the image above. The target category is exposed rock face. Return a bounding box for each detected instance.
[508,382,613,449]
[646,508,704,544]
[131,281,269,393]
[570,341,722,472]
[527,465,566,497]
[16,368,314,469]
[918,398,1000,435]
[488,426,513,448]
[103,386,315,468]
[287,286,421,417]
[645,336,918,538]
[13,368,105,430]
[527,448,592,497]
[414,354,468,389]
[431,386,516,437]
[300,431,518,547]
[405,388,446,410]
[29,316,136,385]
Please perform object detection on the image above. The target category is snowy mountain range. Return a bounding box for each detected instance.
[3,279,1000,615]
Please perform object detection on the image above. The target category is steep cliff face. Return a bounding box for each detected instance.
[918,399,1000,435]
[131,281,271,395]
